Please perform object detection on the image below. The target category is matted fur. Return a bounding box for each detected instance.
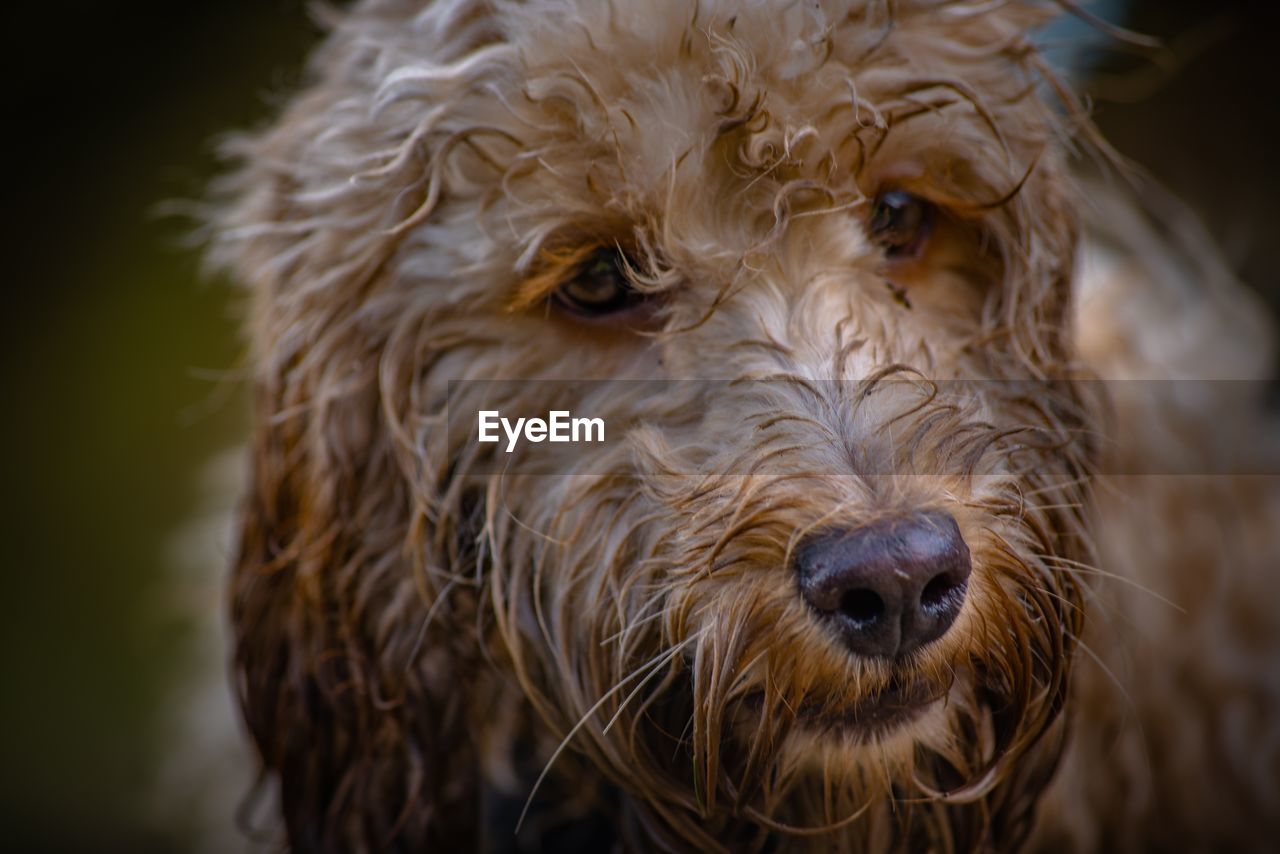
[207,1,1280,850]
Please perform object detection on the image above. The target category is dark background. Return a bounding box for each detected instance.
[1,1,1276,850]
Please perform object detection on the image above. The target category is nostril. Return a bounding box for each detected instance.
[920,572,964,614]
[839,588,884,625]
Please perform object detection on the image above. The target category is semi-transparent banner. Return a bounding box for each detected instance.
[441,379,1280,476]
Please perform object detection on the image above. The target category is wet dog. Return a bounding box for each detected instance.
[208,1,1280,849]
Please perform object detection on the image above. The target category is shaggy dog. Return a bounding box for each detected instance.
[208,1,1280,850]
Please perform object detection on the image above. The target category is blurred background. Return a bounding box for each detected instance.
[1,1,1276,851]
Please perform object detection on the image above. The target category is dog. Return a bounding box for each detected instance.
[205,1,1280,850]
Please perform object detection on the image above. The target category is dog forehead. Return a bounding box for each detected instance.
[354,1,1058,208]
[484,0,1053,196]
[249,0,1067,309]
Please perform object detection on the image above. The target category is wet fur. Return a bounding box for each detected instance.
[207,1,1280,850]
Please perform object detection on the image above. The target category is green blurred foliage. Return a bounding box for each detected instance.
[1,3,317,850]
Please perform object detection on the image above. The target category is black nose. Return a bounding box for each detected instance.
[795,511,972,659]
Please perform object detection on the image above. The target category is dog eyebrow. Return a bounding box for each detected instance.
[508,241,613,311]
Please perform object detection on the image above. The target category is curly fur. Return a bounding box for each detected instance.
[206,1,1280,850]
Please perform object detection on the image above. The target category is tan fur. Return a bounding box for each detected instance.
[207,1,1280,850]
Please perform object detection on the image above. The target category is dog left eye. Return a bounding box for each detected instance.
[868,190,934,259]
[553,251,644,317]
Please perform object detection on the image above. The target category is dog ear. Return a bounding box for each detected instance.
[231,377,482,851]
[205,5,516,846]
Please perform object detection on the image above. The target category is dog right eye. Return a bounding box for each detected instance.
[868,190,934,260]
[553,251,645,317]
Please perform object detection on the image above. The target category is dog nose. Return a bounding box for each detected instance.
[795,511,971,659]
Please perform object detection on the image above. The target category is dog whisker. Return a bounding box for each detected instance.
[1034,553,1186,613]
[518,634,699,833]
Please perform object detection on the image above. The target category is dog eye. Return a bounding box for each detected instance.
[868,191,934,259]
[553,251,644,317]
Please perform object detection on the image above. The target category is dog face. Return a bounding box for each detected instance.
[217,1,1094,849]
